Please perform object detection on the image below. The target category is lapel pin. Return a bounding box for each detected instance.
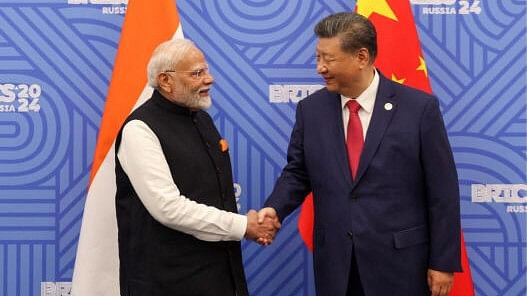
[219,138,229,152]
[384,103,393,111]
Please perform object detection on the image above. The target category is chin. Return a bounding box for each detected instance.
[195,96,212,110]
[325,84,337,92]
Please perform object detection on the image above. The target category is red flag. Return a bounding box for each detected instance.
[451,232,475,294]
[298,192,314,251]
[298,1,474,294]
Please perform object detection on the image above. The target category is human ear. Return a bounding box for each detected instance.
[357,48,371,67]
[157,73,171,93]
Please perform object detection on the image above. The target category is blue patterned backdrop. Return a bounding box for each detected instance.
[0,1,123,295]
[414,1,526,295]
[0,0,525,295]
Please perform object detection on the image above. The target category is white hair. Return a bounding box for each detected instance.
[147,39,196,89]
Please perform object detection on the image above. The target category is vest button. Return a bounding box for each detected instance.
[347,231,353,239]
[216,167,221,173]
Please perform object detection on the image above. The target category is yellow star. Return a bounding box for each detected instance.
[391,74,406,84]
[356,0,398,21]
[416,56,428,77]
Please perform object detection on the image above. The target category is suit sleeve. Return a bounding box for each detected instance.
[264,101,311,222]
[420,98,462,272]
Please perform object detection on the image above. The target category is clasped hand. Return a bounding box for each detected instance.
[245,208,281,246]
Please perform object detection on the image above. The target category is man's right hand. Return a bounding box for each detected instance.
[245,209,280,245]
[255,207,281,245]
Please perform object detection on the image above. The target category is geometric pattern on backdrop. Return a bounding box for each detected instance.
[178,0,526,295]
[413,2,526,295]
[0,0,524,295]
[0,2,123,295]
[177,0,343,294]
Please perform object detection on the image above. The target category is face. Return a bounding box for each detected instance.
[160,47,214,110]
[316,37,365,97]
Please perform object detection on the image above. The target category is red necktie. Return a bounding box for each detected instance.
[346,100,364,180]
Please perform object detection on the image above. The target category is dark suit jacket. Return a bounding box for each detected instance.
[265,73,462,295]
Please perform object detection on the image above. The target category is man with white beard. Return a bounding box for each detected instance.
[114,39,279,296]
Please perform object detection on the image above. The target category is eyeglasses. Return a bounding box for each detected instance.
[164,67,210,80]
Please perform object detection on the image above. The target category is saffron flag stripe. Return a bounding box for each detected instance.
[89,1,179,182]
[72,1,181,295]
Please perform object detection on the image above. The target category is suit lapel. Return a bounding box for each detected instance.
[326,91,354,187]
[354,75,397,185]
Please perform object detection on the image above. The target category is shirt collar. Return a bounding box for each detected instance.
[340,69,379,114]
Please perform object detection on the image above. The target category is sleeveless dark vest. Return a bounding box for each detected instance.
[115,90,248,296]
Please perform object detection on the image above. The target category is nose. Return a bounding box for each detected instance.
[316,62,328,74]
[203,72,214,85]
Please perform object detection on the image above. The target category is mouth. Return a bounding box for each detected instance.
[322,77,334,84]
[198,88,210,97]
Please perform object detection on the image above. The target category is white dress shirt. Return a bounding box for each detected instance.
[117,119,247,241]
[341,69,380,140]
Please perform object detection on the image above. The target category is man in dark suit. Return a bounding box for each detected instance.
[258,12,461,296]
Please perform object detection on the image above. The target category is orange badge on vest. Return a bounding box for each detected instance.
[219,139,229,152]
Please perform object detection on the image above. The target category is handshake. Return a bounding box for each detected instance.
[244,207,281,246]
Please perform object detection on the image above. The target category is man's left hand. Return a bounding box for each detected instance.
[427,269,454,296]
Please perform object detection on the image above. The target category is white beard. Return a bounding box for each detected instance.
[170,85,212,110]
[186,93,212,110]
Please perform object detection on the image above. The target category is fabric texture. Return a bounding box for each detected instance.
[115,90,248,296]
[266,73,461,295]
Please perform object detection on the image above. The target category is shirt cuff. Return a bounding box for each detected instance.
[228,213,247,241]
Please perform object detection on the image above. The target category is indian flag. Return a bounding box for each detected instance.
[72,1,182,295]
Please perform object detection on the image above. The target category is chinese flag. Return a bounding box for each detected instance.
[298,1,474,295]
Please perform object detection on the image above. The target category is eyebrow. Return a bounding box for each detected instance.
[190,64,208,70]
